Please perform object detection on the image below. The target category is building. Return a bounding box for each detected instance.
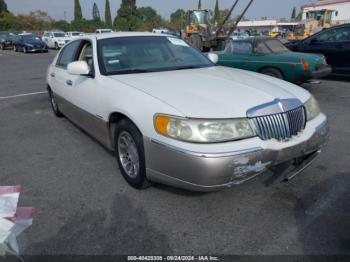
[236,20,298,33]
[301,0,350,24]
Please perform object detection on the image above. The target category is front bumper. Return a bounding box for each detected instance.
[26,47,48,53]
[311,65,332,79]
[297,66,332,82]
[144,116,329,192]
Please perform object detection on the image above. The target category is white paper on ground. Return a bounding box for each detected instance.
[0,193,19,218]
[0,218,15,244]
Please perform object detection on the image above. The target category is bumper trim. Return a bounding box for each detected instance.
[150,139,262,158]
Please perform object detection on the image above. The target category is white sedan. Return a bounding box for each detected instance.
[46,32,329,191]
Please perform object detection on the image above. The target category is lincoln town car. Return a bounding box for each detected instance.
[46,33,329,191]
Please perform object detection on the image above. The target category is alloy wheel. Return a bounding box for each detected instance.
[117,131,140,179]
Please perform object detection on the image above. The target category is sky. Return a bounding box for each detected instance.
[6,0,316,21]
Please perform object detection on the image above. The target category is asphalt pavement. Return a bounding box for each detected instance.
[0,49,349,256]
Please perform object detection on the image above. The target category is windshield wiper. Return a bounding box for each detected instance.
[172,65,202,71]
[106,69,153,75]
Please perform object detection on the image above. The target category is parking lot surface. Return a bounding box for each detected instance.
[0,49,349,255]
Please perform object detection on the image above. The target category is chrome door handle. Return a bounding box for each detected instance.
[50,73,55,77]
[66,80,73,86]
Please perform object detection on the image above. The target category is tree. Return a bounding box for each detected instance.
[92,2,101,22]
[214,0,220,23]
[198,0,202,9]
[74,0,83,22]
[105,0,112,28]
[0,0,8,14]
[291,6,296,21]
[114,0,140,31]
[170,9,186,30]
[137,6,161,30]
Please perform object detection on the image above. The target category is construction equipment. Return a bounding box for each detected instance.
[288,9,334,42]
[184,0,254,51]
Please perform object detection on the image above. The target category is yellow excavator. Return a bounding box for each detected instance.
[288,9,334,42]
[184,0,254,51]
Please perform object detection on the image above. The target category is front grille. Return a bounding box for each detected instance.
[250,106,306,141]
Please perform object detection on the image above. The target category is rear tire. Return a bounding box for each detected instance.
[22,46,27,53]
[14,45,18,52]
[115,119,150,189]
[0,44,4,50]
[260,68,284,80]
[48,88,63,117]
[54,42,59,50]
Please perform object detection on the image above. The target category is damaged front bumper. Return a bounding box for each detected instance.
[144,115,329,192]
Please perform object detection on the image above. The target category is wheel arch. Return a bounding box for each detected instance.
[258,66,285,79]
[108,112,143,151]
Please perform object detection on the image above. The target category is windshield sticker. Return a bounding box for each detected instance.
[167,37,189,47]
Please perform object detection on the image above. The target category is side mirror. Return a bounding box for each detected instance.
[67,61,91,76]
[207,53,219,64]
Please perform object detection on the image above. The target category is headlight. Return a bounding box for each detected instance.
[304,96,320,121]
[154,115,256,143]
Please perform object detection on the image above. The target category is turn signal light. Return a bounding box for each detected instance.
[301,58,310,71]
[154,115,170,136]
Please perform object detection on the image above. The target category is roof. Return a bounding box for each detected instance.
[302,0,350,8]
[94,32,170,40]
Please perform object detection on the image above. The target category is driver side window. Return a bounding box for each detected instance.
[56,40,81,69]
[314,27,350,42]
[78,41,94,72]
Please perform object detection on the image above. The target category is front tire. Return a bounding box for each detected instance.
[54,42,59,50]
[0,44,4,50]
[260,68,284,80]
[189,34,202,51]
[48,88,63,117]
[115,119,150,189]
[14,45,18,52]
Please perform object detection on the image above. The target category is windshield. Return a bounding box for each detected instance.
[189,11,209,25]
[263,39,289,53]
[53,33,65,37]
[97,36,214,75]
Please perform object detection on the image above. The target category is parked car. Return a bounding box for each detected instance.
[217,37,331,83]
[42,31,71,49]
[66,31,84,39]
[46,33,329,192]
[230,31,250,40]
[13,34,48,53]
[95,29,113,34]
[285,23,350,75]
[0,32,16,50]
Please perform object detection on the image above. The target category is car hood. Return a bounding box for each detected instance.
[108,66,310,118]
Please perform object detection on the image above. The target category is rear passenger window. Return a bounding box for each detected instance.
[232,42,252,55]
[56,41,81,69]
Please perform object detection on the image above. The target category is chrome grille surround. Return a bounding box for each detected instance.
[247,98,306,141]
